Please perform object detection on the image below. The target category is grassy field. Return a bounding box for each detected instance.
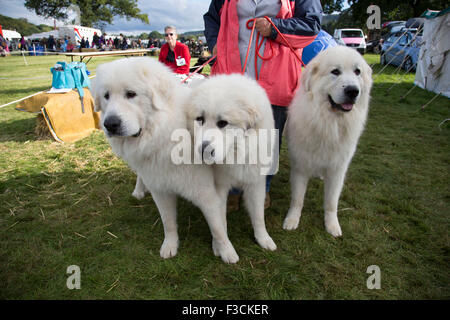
[0,53,449,299]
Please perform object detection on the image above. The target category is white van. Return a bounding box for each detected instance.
[333,28,366,54]
[58,25,102,46]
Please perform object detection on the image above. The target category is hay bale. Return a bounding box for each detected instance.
[35,114,52,139]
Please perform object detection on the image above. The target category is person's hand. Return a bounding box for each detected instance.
[255,18,272,37]
[213,45,217,56]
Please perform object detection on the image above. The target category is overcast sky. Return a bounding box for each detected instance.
[0,0,211,35]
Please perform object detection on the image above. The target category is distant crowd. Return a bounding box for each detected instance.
[1,32,207,57]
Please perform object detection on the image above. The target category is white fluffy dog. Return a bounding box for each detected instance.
[283,46,373,237]
[186,74,277,251]
[92,57,239,263]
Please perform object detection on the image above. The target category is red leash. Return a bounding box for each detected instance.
[180,55,216,84]
[243,16,305,79]
[182,16,305,83]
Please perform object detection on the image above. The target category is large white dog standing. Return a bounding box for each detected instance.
[186,74,277,251]
[283,46,373,237]
[92,57,239,263]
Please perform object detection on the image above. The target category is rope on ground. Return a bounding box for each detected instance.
[438,118,449,130]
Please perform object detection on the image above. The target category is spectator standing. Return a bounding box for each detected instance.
[121,36,128,50]
[93,32,100,48]
[47,35,56,52]
[204,0,322,209]
[20,36,26,51]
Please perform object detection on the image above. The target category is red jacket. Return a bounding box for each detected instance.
[204,0,322,107]
[159,41,191,74]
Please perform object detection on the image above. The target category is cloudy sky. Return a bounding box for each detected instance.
[1,0,211,35]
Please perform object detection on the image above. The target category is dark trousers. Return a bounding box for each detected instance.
[230,104,287,195]
[265,104,288,192]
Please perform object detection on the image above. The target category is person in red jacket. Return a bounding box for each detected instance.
[158,26,191,74]
[204,0,322,210]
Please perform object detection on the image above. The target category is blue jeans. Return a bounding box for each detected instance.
[229,104,287,195]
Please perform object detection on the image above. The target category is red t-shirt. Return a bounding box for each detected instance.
[159,41,191,74]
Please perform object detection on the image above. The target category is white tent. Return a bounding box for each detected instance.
[2,29,21,40]
[414,8,450,98]
[26,30,59,40]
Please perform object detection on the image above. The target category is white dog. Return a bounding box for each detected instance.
[283,46,373,237]
[186,74,277,251]
[92,57,239,263]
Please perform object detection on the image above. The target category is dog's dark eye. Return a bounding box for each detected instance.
[196,116,204,125]
[354,68,361,76]
[126,90,137,99]
[104,92,109,100]
[331,69,341,76]
[217,120,228,128]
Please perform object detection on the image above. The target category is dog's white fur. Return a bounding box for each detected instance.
[283,46,373,236]
[92,57,239,263]
[186,74,277,251]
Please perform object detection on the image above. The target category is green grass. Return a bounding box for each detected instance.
[0,53,449,299]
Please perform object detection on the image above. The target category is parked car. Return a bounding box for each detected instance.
[333,28,366,54]
[367,21,405,54]
[380,28,423,72]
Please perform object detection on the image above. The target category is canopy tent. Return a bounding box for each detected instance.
[26,30,59,40]
[2,29,21,40]
[414,7,450,98]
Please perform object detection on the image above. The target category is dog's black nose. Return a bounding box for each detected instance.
[344,86,359,100]
[104,115,121,134]
[201,141,215,159]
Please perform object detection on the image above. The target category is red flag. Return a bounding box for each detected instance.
[0,25,3,37]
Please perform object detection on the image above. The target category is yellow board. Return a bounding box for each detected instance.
[16,89,101,143]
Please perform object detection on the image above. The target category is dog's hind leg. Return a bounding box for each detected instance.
[283,169,308,230]
[243,180,276,251]
[151,191,179,258]
[323,168,346,237]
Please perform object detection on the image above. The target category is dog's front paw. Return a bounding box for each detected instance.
[325,215,342,237]
[213,239,239,264]
[160,238,179,258]
[256,234,277,251]
[283,208,301,230]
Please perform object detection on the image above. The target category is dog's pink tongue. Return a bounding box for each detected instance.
[341,103,353,111]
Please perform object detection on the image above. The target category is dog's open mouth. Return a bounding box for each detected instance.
[132,128,142,138]
[328,95,353,112]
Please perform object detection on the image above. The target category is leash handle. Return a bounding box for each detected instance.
[263,16,305,67]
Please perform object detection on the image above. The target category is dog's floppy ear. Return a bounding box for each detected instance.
[301,59,319,93]
[361,61,373,91]
[91,77,102,112]
[140,63,174,111]
[241,100,261,130]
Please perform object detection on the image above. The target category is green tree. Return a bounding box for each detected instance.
[0,14,53,36]
[24,0,149,28]
[321,0,345,14]
[139,32,149,40]
[347,0,449,26]
[149,31,162,39]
